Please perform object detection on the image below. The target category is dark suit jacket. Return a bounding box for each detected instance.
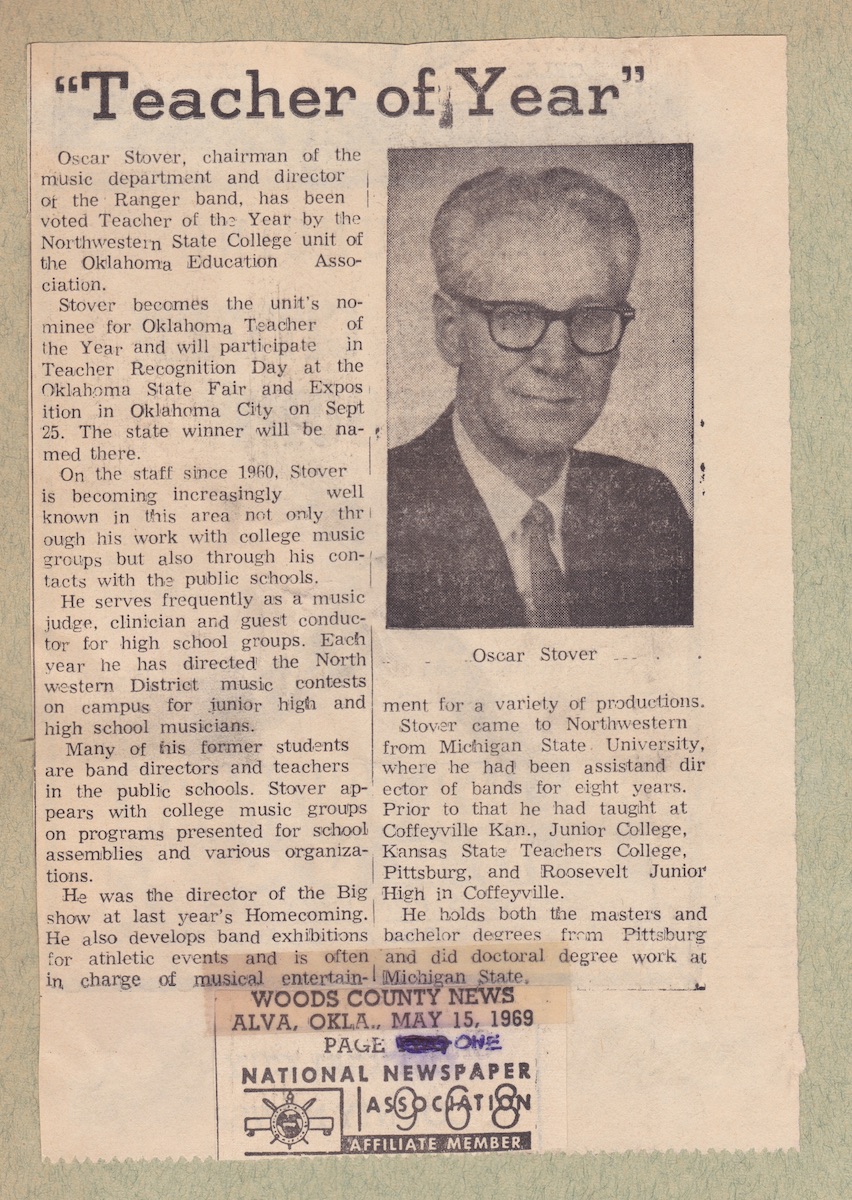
[387,409,693,629]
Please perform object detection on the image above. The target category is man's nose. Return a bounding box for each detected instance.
[528,317,581,374]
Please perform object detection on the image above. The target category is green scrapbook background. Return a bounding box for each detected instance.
[2,2,848,1197]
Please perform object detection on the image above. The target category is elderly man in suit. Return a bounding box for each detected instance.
[387,166,692,630]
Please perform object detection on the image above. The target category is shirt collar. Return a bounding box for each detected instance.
[452,409,570,542]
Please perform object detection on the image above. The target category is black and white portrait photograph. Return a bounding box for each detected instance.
[386,144,694,630]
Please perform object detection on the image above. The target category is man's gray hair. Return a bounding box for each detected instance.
[430,166,640,293]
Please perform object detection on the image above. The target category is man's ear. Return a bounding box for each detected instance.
[433,292,463,368]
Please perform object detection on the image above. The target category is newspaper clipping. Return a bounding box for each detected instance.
[30,37,798,1160]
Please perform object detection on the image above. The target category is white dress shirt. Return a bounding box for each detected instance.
[452,412,569,614]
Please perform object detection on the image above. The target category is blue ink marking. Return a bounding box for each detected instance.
[453,1032,502,1052]
[396,1035,452,1055]
[395,1033,504,1055]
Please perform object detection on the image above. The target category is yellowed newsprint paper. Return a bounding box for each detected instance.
[30,37,798,1160]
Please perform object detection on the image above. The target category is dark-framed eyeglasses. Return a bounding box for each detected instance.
[444,288,635,356]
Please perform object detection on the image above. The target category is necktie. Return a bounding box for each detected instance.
[523,500,566,626]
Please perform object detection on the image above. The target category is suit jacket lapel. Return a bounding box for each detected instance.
[413,411,528,628]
